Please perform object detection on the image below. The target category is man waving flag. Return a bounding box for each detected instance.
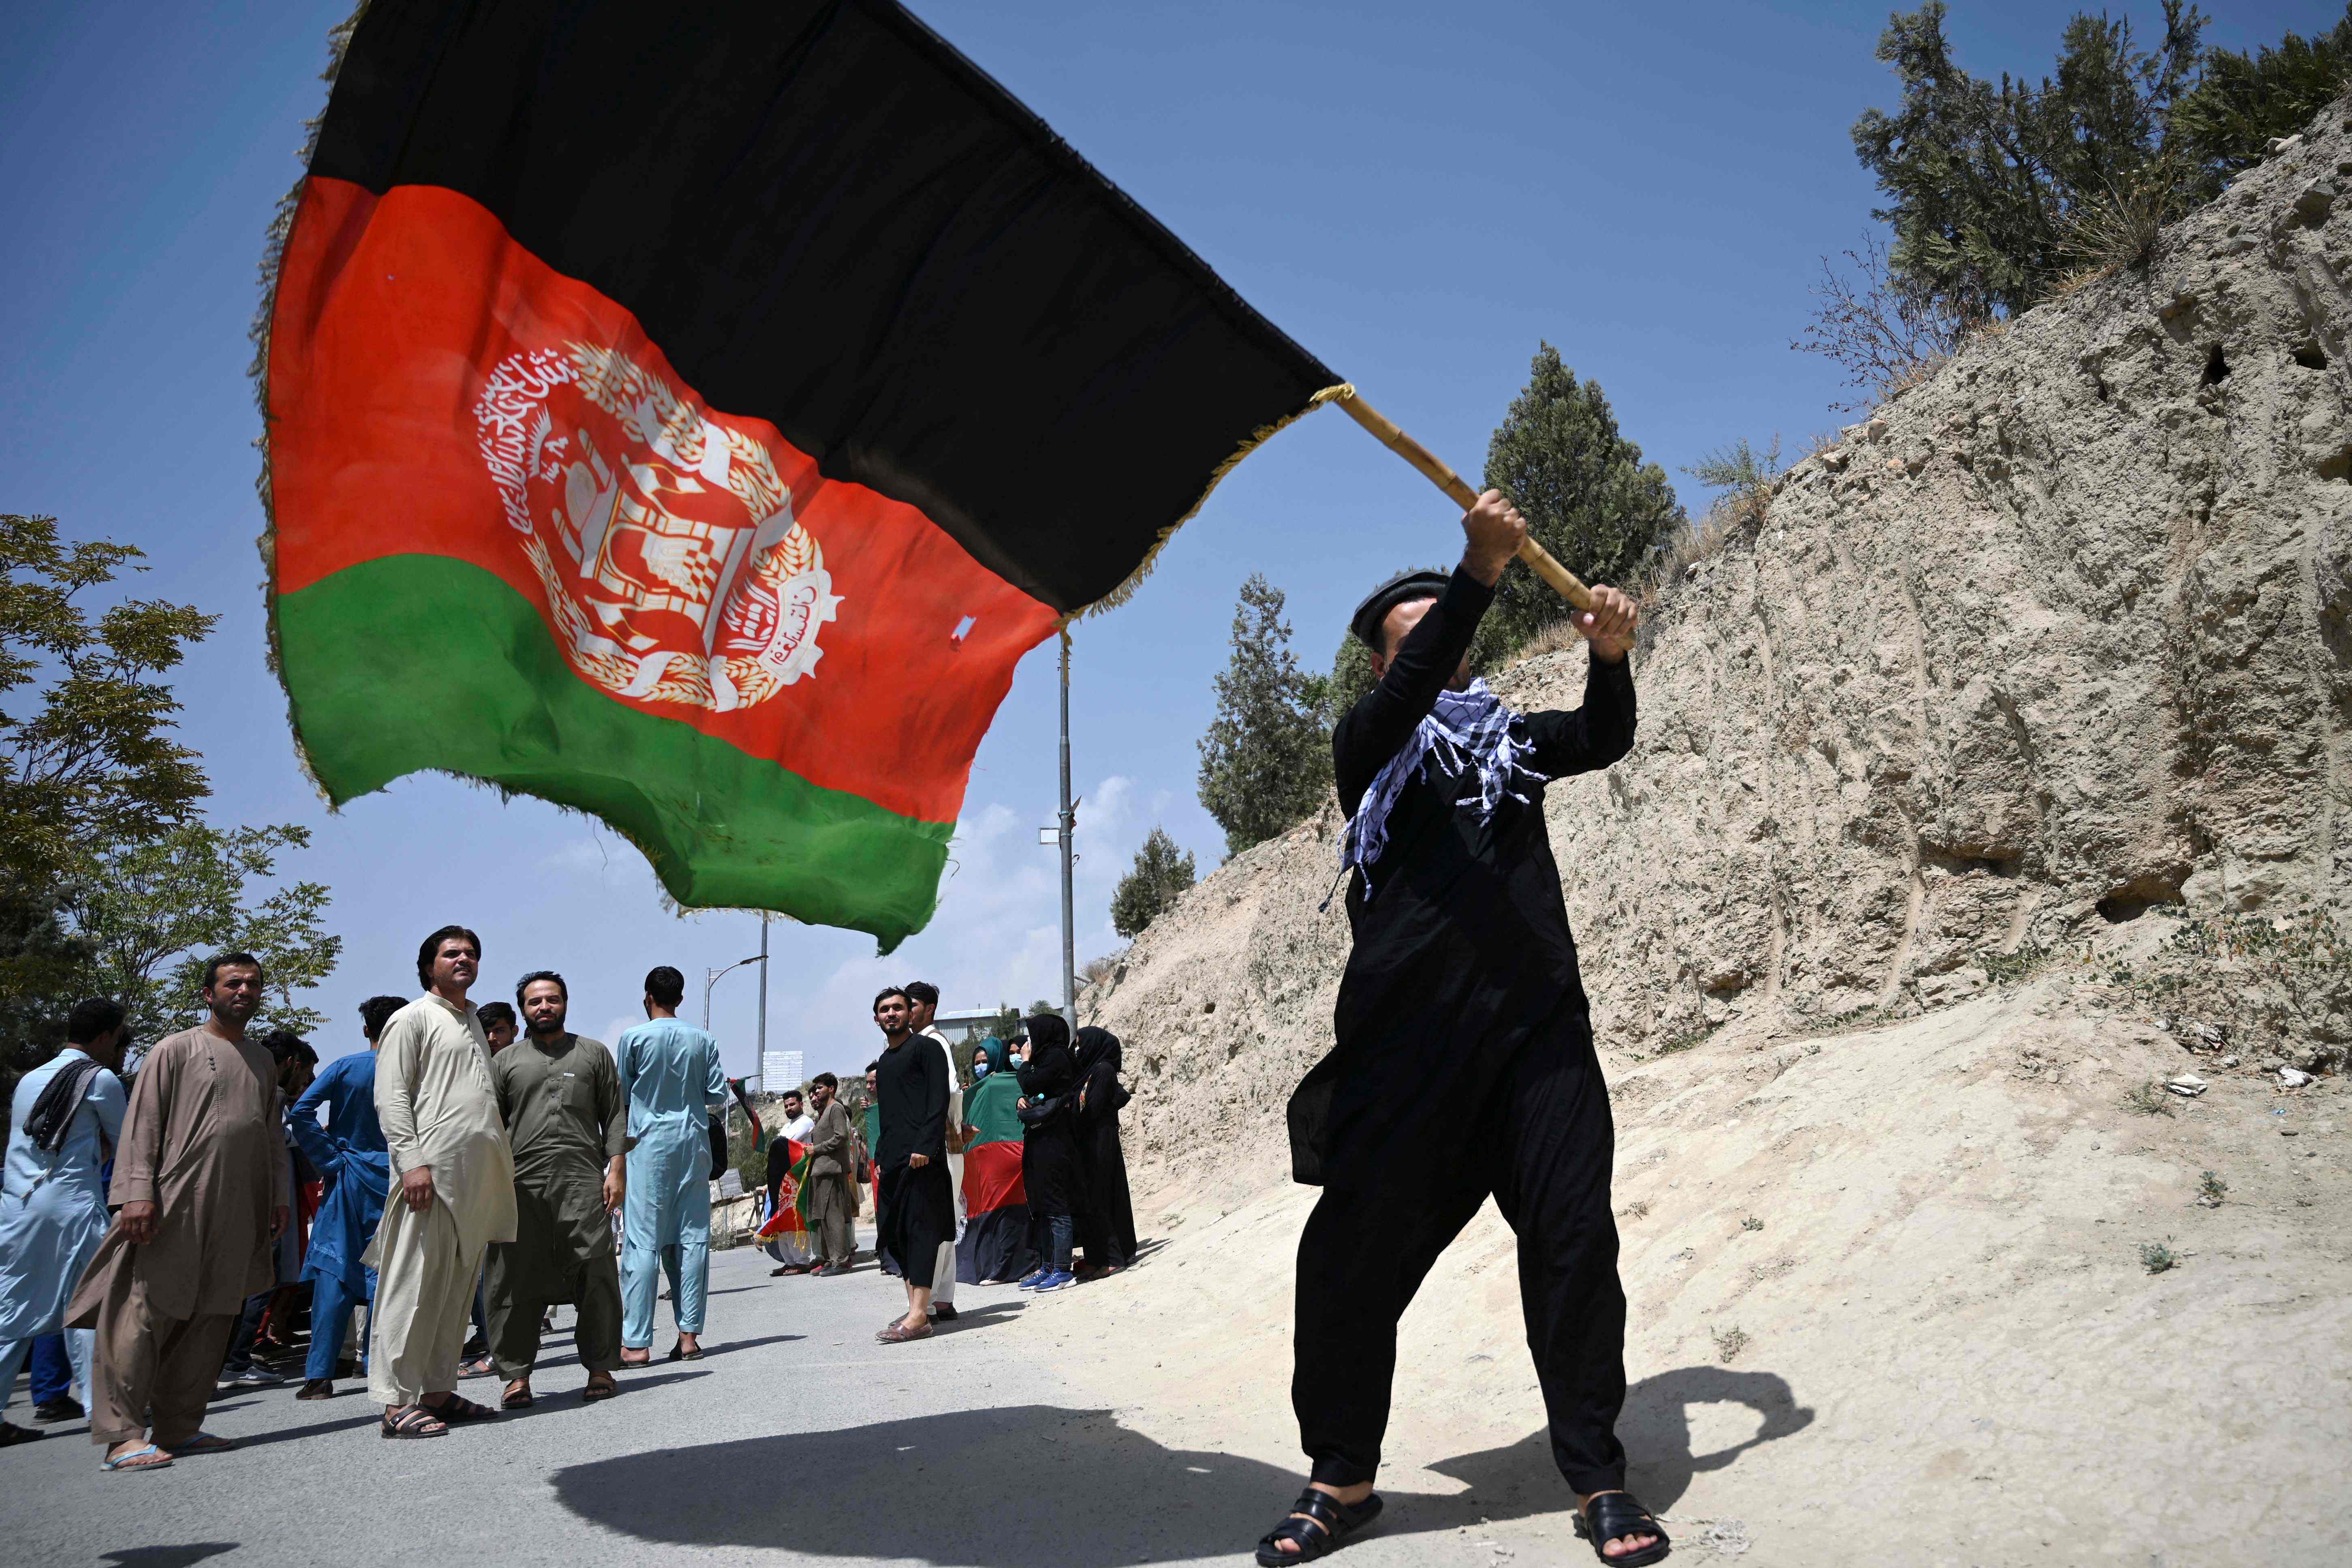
[260,0,1343,948]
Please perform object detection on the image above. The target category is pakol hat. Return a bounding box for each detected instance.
[1348,569,1452,649]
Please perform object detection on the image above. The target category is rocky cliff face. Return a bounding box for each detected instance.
[1086,96,2352,1201]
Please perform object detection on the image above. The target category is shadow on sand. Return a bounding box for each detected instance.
[552,1366,1808,1564]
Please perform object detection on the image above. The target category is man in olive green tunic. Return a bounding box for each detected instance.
[484,971,626,1407]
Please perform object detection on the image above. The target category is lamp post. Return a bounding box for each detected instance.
[703,952,766,1032]
[1038,632,1078,1033]
[705,949,764,1145]
[755,914,770,1092]
[1057,631,1076,1031]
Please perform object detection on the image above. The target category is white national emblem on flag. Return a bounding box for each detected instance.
[475,342,842,712]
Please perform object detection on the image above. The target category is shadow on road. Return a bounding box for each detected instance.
[100,1545,239,1567]
[693,1333,802,1358]
[552,1373,1807,1565]
[1420,1365,1813,1518]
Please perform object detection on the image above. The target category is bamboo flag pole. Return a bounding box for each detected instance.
[1330,387,1595,612]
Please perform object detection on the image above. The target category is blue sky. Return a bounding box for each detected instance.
[4,0,2335,1077]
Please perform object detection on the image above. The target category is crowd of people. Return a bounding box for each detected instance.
[752,982,1138,1341]
[0,924,1143,1464]
[0,925,749,1463]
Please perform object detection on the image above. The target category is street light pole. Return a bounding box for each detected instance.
[755,913,770,1092]
[703,952,765,1032]
[1058,629,1077,1033]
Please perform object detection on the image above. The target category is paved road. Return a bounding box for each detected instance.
[1,1238,1602,1568]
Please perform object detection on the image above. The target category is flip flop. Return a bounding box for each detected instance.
[101,1443,173,1471]
[174,1431,237,1454]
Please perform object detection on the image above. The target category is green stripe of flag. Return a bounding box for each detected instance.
[275,554,950,950]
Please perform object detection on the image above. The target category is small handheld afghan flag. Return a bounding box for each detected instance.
[258,0,1341,948]
[755,1139,815,1246]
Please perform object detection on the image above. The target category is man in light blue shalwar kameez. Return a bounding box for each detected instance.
[285,995,399,1398]
[614,966,725,1363]
[0,1000,130,1446]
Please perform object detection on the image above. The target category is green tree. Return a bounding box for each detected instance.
[1197,574,1332,854]
[68,822,342,1052]
[1851,2,2206,319]
[1,514,214,887]
[1321,631,1380,729]
[984,1003,1024,1042]
[1480,346,1683,655]
[2171,4,2352,180]
[1110,826,1198,939]
[3,513,214,1091]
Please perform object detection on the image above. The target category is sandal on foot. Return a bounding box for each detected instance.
[876,1319,933,1343]
[174,1431,236,1454]
[1574,1491,1670,1566]
[458,1355,496,1378]
[1255,1488,1383,1564]
[500,1384,534,1410]
[0,1422,45,1448]
[427,1394,498,1424]
[101,1443,172,1470]
[380,1405,448,1439]
[582,1378,619,1403]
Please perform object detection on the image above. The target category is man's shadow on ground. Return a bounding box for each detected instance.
[552,1365,1809,1565]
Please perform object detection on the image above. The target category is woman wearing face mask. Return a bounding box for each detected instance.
[1011,1016,1082,1292]
[954,1038,1032,1286]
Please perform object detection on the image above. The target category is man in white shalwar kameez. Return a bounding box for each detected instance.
[368,925,515,1437]
[762,1090,817,1275]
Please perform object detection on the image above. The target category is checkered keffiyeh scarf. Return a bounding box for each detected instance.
[1341,678,1548,898]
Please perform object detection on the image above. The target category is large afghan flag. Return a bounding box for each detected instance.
[261,0,1341,948]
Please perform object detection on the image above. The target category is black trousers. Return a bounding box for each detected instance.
[877,1161,953,1290]
[1291,1009,1627,1494]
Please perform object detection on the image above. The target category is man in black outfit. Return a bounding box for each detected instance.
[1257,491,1664,1566]
[870,988,951,1345]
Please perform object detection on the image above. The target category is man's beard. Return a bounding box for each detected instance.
[529,1019,567,1039]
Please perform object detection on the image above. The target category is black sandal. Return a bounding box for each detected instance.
[1255,1488,1383,1564]
[1574,1491,1670,1565]
[380,1405,448,1439]
[427,1393,499,1424]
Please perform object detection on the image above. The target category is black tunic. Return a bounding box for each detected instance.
[1014,1025,1082,1221]
[1284,563,1640,1496]
[875,1029,953,1288]
[1288,565,1635,1184]
[1073,1028,1138,1267]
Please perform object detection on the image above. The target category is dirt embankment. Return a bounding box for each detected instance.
[1035,96,2352,1565]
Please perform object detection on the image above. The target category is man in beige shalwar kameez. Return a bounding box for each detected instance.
[367,925,515,1437]
[67,954,288,1470]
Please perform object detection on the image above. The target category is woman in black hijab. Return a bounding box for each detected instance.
[1073,1026,1138,1274]
[1013,1013,1083,1290]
